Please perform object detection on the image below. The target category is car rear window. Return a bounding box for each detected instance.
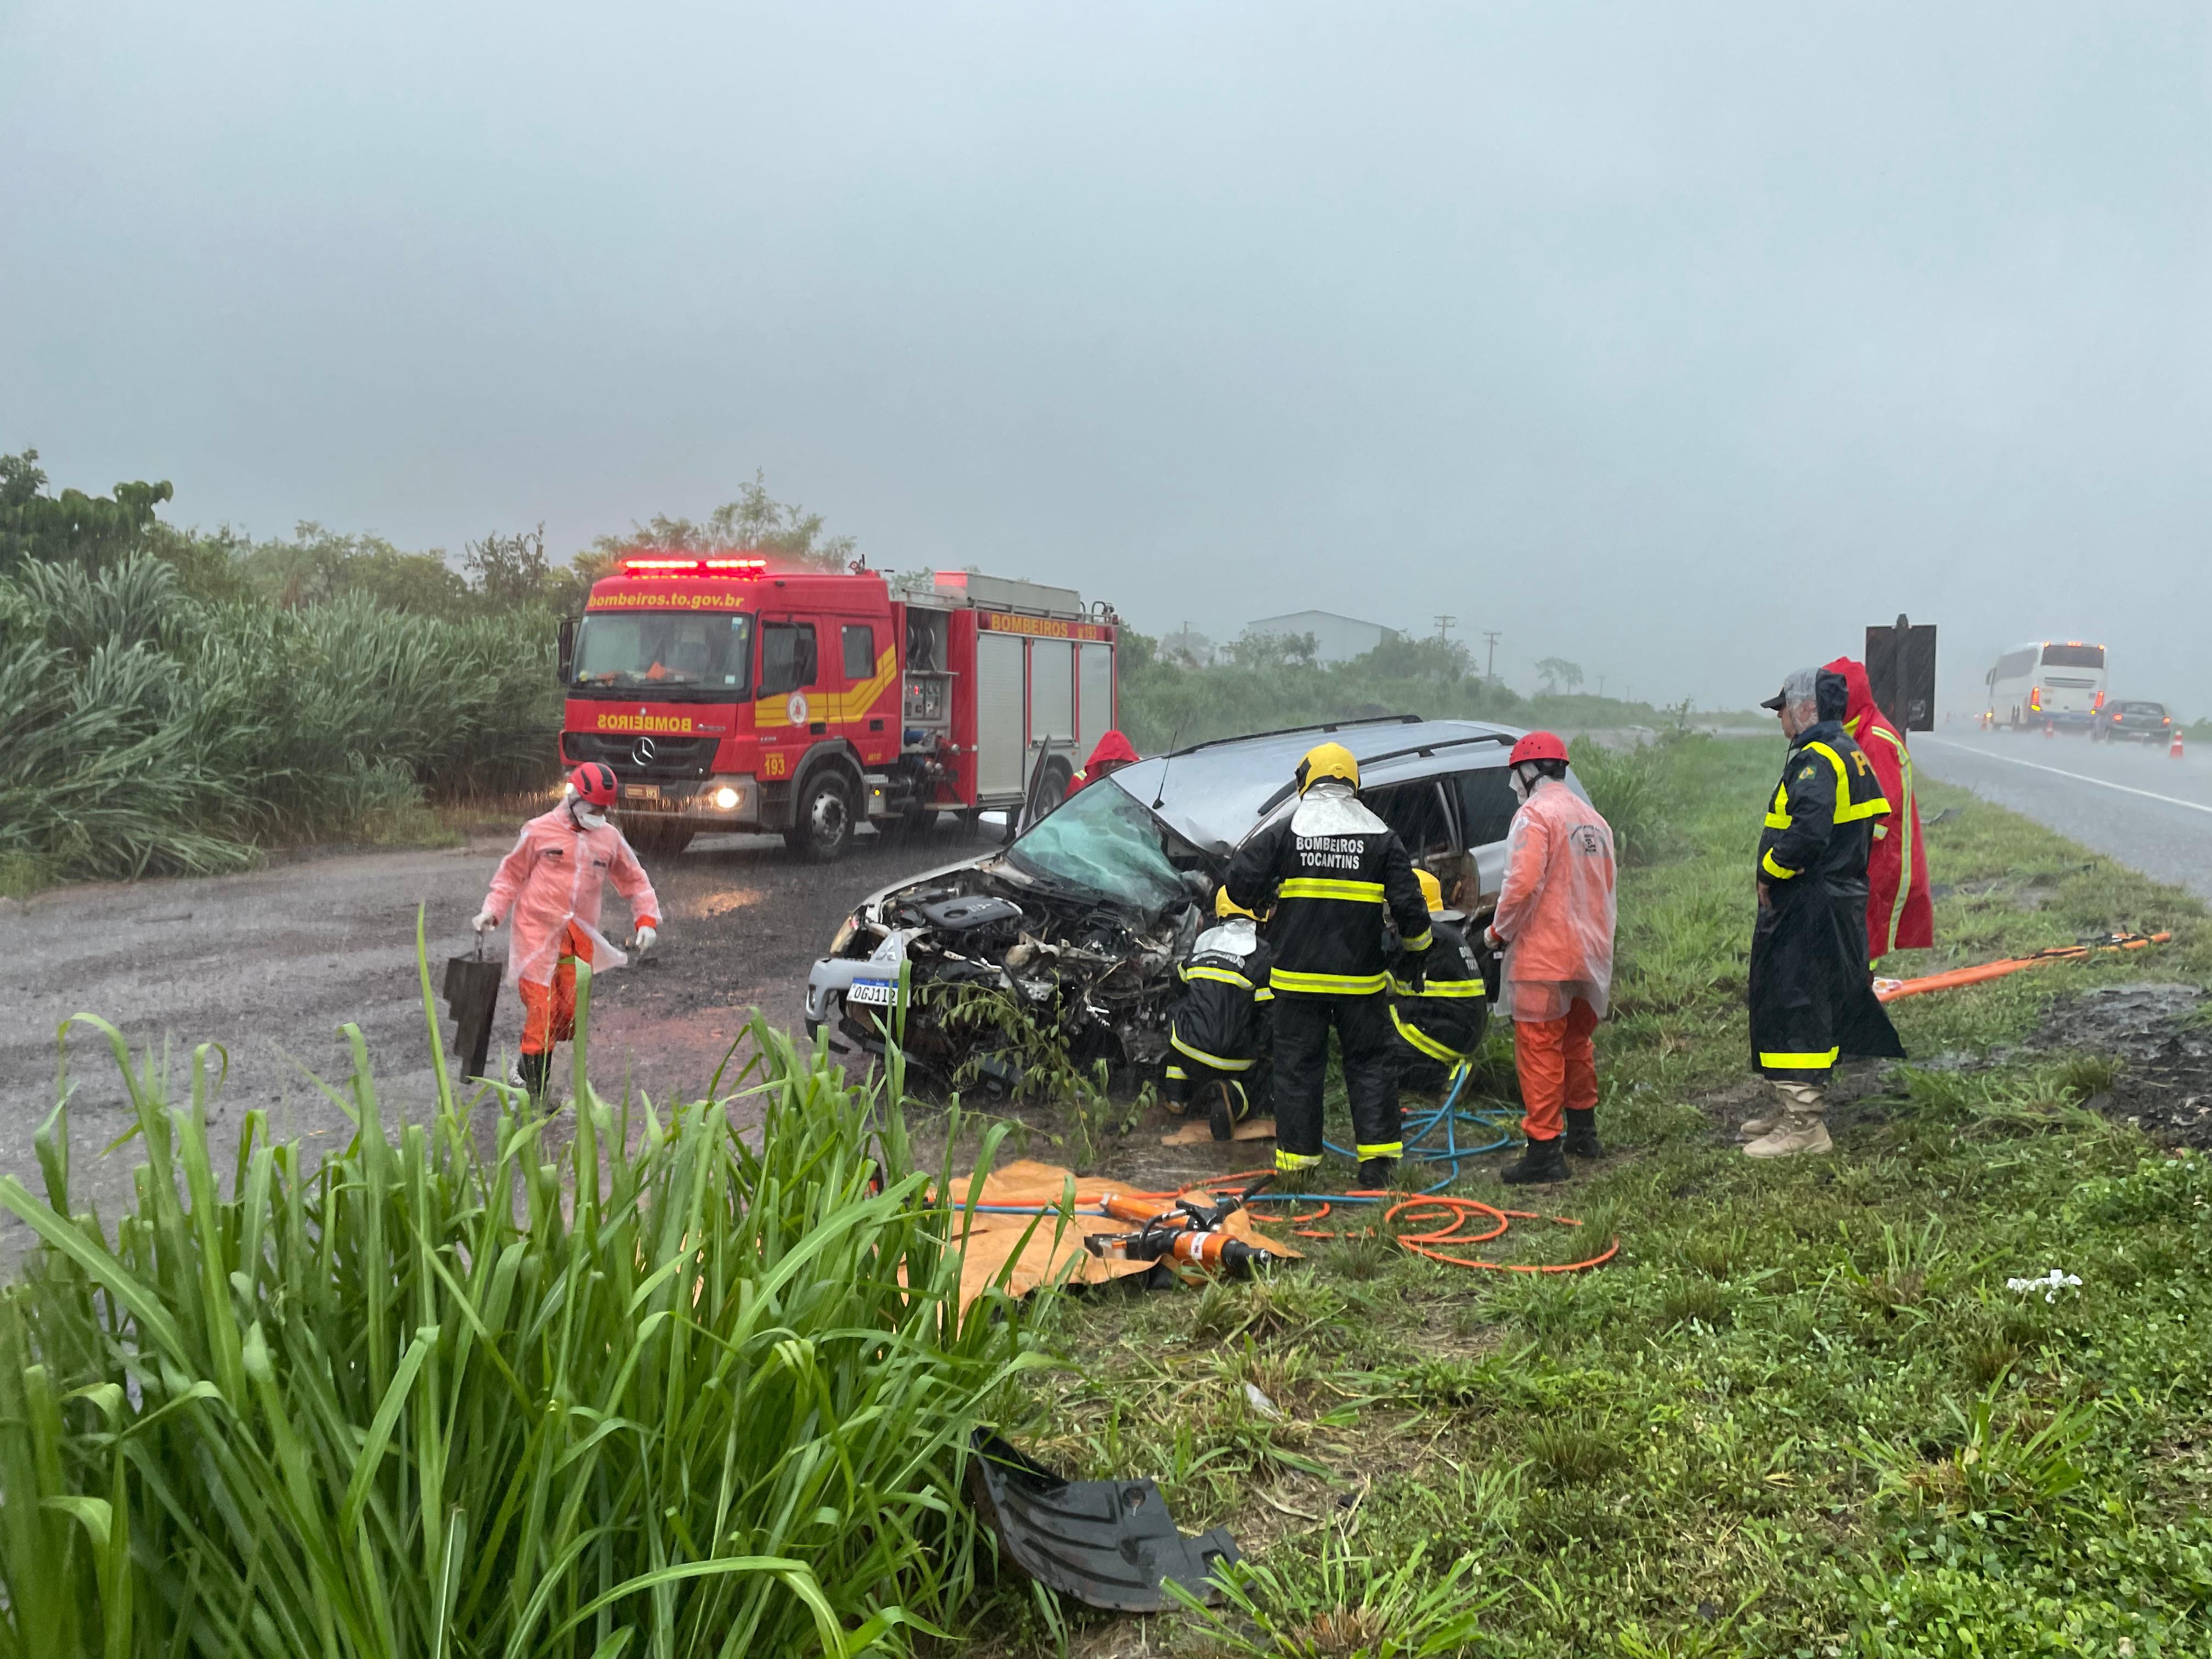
[2123,702,2166,715]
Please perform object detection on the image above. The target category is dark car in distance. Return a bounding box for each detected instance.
[2092,700,2174,744]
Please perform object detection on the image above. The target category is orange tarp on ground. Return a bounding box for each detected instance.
[943,1159,1300,1310]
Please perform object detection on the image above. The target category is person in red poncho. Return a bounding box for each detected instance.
[1822,656,1933,960]
[1068,730,1139,793]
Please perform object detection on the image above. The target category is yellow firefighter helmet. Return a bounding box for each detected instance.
[1295,741,1360,793]
[1415,868,1446,915]
[1215,888,1261,921]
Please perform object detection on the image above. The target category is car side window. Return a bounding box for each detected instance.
[1455,768,1518,847]
[1365,780,1456,859]
[842,623,875,681]
[760,623,819,695]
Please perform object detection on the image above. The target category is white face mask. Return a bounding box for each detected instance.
[569,799,608,832]
[1509,766,1531,803]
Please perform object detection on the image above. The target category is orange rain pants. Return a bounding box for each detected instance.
[518,922,594,1056]
[1514,998,1599,1142]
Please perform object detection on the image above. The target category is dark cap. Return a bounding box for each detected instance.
[1758,687,1788,711]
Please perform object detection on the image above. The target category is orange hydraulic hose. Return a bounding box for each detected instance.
[1166,1171,1619,1274]
[1876,931,2170,1002]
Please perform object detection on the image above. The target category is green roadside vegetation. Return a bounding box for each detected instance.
[0,967,1041,1657]
[976,733,2212,1657]
[1116,628,1756,754]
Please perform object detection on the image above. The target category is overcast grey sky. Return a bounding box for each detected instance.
[5,3,2208,711]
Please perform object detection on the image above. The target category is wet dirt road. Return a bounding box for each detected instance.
[0,818,998,1250]
[1916,726,2212,902]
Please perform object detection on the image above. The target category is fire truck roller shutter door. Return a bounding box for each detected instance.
[1078,642,1114,757]
[977,633,1026,797]
[1031,637,1075,746]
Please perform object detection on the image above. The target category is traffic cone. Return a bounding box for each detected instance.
[2044,719,2055,739]
[2172,726,2185,760]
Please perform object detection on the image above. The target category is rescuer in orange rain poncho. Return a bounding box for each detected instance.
[1068,730,1139,793]
[1823,656,1933,959]
[1483,732,1618,1187]
[471,763,662,1098]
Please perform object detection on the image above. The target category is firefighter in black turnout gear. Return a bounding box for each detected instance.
[1390,867,1490,1092]
[1166,889,1276,1141]
[1745,667,1906,1159]
[1227,742,1434,1187]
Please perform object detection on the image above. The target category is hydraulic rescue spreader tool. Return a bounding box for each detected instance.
[1083,1176,1277,1271]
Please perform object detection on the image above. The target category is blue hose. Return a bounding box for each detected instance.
[1313,1060,1517,1195]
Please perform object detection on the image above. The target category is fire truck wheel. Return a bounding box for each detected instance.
[785,771,855,862]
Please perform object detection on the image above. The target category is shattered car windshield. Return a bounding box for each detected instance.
[1005,782,1189,912]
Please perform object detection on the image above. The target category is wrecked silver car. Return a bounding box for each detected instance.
[802,715,1548,1093]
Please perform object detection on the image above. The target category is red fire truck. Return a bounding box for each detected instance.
[557,559,1121,860]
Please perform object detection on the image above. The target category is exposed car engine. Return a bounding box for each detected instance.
[816,867,1201,1096]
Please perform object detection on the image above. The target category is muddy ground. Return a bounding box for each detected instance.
[1695,981,2212,1152]
[2032,981,2212,1148]
[0,817,1013,1251]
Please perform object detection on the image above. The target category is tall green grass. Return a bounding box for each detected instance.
[0,939,1041,1657]
[0,555,563,883]
[1568,732,1690,864]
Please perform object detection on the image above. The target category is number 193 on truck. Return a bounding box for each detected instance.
[557,560,1120,860]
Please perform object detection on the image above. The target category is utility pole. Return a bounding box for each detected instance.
[1479,630,1502,683]
[1597,674,1607,698]
[1434,614,1455,642]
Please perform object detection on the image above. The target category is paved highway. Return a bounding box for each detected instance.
[1915,726,2212,901]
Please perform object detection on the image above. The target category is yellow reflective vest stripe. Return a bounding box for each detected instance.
[1277,877,1387,903]
[1272,967,1390,996]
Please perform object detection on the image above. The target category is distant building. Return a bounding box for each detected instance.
[1243,610,1399,666]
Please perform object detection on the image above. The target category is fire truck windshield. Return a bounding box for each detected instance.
[1005,780,1191,913]
[572,611,752,692]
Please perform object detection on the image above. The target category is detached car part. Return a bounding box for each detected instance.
[968,1431,1240,1612]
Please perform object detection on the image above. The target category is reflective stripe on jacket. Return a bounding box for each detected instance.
[1389,918,1489,1063]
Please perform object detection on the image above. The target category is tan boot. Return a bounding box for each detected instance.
[1744,1081,1830,1158]
[1744,1110,1831,1158]
[1736,1113,1776,1141]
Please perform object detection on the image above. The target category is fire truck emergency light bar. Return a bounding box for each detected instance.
[620,556,770,575]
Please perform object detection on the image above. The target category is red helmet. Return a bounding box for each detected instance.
[1509,731,1570,768]
[568,763,620,807]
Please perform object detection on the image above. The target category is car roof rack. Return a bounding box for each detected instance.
[1252,731,1515,817]
[1166,713,1420,759]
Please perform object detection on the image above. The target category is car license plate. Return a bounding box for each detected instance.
[847,979,898,1007]
[627,783,662,802]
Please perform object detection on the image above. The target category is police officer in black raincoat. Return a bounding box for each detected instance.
[1743,667,1906,1158]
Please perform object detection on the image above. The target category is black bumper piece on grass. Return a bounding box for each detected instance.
[967,1430,1239,1612]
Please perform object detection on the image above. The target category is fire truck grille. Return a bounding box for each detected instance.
[563,732,718,781]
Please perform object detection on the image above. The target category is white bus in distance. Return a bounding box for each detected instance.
[1985,640,2107,731]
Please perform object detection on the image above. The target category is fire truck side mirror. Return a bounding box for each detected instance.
[557,617,577,686]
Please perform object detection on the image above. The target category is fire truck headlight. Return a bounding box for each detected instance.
[711,785,741,811]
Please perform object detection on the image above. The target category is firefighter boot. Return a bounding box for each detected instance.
[1744,1082,1831,1159]
[1500,1136,1568,1184]
[1357,1156,1400,1189]
[1564,1108,1605,1160]
[511,1051,555,1101]
[1739,1076,1820,1140]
